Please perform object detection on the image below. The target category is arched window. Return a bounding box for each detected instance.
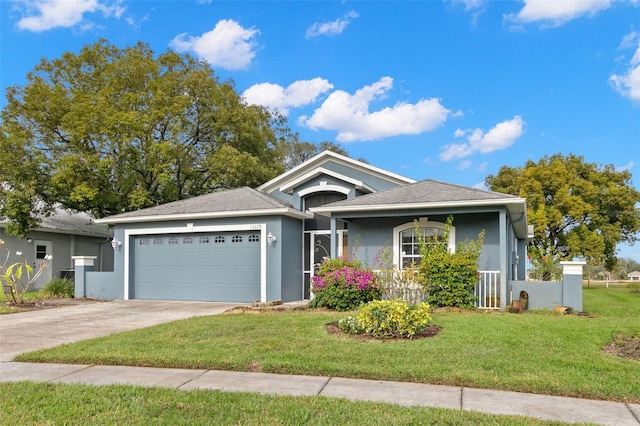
[392,219,455,269]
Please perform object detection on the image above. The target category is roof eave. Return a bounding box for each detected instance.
[96,208,312,225]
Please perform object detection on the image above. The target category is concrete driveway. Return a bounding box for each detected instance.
[0,300,244,362]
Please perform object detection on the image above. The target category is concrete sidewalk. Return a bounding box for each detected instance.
[1,361,638,425]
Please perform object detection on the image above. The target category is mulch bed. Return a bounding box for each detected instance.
[602,333,640,361]
[1,297,101,312]
[325,321,442,341]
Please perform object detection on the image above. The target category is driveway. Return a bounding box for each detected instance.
[0,300,244,362]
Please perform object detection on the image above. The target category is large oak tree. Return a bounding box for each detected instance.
[0,40,296,237]
[486,153,640,279]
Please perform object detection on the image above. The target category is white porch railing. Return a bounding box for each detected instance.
[475,270,500,309]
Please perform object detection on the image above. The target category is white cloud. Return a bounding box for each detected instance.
[440,116,524,161]
[451,0,485,12]
[170,19,259,70]
[15,0,124,32]
[242,78,334,116]
[616,161,635,172]
[609,31,640,102]
[505,0,612,26]
[300,77,451,142]
[306,11,359,38]
[458,160,472,170]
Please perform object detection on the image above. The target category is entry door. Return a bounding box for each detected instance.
[33,240,52,289]
[303,231,347,299]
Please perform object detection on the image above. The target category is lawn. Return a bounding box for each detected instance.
[14,285,640,403]
[0,382,572,426]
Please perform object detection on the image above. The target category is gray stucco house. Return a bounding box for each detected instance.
[95,151,530,308]
[0,208,113,289]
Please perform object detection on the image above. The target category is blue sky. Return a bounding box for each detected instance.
[1,0,639,259]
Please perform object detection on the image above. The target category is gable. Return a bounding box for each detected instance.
[258,151,415,204]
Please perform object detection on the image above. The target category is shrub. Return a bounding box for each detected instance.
[310,257,381,311]
[44,277,74,298]
[629,282,640,294]
[337,315,364,334]
[356,300,432,339]
[417,217,484,309]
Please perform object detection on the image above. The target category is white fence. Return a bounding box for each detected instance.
[375,269,501,309]
[475,270,500,309]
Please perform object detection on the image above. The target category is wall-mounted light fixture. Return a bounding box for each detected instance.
[111,237,122,250]
[26,238,33,244]
[266,232,277,246]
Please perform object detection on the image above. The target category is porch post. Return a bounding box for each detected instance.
[330,216,338,258]
[499,210,507,311]
[560,261,585,312]
[72,256,97,298]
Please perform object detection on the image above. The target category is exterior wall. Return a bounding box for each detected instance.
[0,228,112,290]
[347,212,499,271]
[278,216,304,302]
[509,262,584,311]
[101,215,302,303]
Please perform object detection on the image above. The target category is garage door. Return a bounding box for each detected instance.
[132,231,261,302]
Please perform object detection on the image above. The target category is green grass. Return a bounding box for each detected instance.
[0,382,576,425]
[15,286,640,403]
[0,289,47,314]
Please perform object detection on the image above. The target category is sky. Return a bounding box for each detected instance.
[1,0,639,259]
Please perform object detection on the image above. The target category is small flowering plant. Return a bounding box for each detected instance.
[0,239,52,304]
[310,257,381,311]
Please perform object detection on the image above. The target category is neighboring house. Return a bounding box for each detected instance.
[628,271,640,281]
[96,151,529,309]
[0,208,113,290]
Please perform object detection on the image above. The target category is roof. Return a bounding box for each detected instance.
[257,150,416,194]
[1,207,110,238]
[310,179,528,237]
[97,187,312,225]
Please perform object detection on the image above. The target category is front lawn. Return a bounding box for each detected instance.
[15,286,639,403]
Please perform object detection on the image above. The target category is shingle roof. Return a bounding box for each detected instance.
[99,187,306,223]
[316,179,520,208]
[1,207,110,237]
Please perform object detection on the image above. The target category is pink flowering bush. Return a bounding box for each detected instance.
[310,257,381,311]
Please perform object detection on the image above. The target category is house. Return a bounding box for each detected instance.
[628,271,640,281]
[95,151,529,309]
[0,208,113,290]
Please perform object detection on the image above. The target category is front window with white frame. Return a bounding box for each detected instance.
[393,218,455,269]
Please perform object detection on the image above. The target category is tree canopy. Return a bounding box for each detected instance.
[0,40,350,237]
[486,153,640,278]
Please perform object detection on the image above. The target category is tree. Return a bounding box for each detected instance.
[0,40,293,237]
[281,139,352,170]
[486,154,640,279]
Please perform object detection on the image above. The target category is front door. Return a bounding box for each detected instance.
[33,240,52,289]
[303,230,347,299]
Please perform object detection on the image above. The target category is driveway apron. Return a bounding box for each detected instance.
[0,300,243,362]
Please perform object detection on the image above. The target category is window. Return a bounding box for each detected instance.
[214,236,225,244]
[153,238,163,245]
[199,236,210,244]
[231,235,243,243]
[393,219,454,270]
[168,237,179,245]
[36,244,48,259]
[399,228,445,268]
[248,234,260,243]
[138,238,149,246]
[183,237,193,244]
